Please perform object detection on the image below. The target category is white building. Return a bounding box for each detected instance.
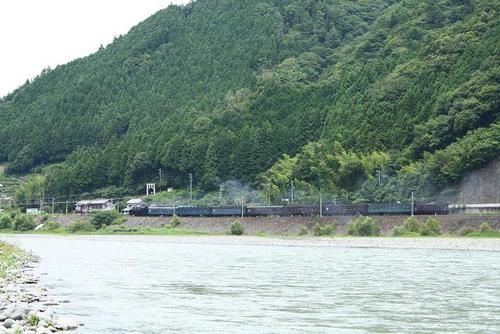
[75,199,115,213]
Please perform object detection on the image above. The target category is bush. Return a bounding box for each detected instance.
[313,223,322,236]
[479,222,492,233]
[170,215,182,228]
[403,217,421,233]
[89,211,123,229]
[0,215,12,229]
[27,313,40,326]
[458,227,473,236]
[42,221,61,231]
[12,214,37,231]
[67,220,96,233]
[421,218,441,236]
[313,222,336,236]
[298,225,308,236]
[392,225,406,237]
[230,221,244,235]
[347,216,380,236]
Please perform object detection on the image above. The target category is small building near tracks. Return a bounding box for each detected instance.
[75,199,114,213]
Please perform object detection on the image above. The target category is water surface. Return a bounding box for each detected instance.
[3,235,499,333]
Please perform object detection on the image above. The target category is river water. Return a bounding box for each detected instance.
[2,235,500,333]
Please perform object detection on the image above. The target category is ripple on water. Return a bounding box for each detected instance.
[1,235,500,334]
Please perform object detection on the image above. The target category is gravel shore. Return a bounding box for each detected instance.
[15,234,500,252]
[144,235,500,251]
[0,249,78,334]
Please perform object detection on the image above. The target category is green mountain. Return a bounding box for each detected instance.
[0,0,498,202]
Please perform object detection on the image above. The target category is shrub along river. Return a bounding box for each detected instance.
[1,235,499,333]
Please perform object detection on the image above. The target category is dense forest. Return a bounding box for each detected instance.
[0,0,498,204]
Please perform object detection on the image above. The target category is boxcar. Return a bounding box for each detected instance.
[300,205,321,216]
[281,206,302,216]
[176,206,212,217]
[323,204,368,216]
[148,206,175,216]
[368,203,411,215]
[247,206,283,216]
[212,207,244,216]
[415,203,448,215]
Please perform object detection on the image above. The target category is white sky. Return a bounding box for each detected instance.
[0,0,189,98]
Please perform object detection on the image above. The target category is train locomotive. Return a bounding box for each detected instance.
[129,203,449,217]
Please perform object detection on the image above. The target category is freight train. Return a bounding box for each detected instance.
[129,203,449,217]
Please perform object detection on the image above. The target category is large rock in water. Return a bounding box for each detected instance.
[55,316,78,330]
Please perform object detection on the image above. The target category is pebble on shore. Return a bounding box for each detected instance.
[0,254,78,334]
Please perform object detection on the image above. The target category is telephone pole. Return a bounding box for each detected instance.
[188,173,193,204]
[41,188,45,212]
[158,168,163,192]
[290,180,295,205]
[319,192,323,217]
[267,181,271,206]
[411,191,415,216]
[240,186,244,218]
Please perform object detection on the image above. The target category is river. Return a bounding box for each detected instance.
[2,235,500,333]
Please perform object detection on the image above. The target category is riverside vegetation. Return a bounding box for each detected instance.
[0,0,498,205]
[0,211,499,238]
[0,211,207,236]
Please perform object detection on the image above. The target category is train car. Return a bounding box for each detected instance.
[148,206,175,216]
[415,203,449,215]
[300,205,320,216]
[176,206,212,217]
[212,206,244,216]
[368,203,411,215]
[448,203,500,214]
[247,206,283,216]
[323,204,368,216]
[129,205,149,216]
[281,206,303,216]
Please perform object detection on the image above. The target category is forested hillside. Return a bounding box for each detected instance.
[0,0,498,203]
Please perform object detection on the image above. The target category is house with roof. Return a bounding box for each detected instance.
[75,199,114,213]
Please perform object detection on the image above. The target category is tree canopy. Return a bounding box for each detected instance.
[0,0,498,202]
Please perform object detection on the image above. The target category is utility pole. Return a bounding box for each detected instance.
[65,201,68,214]
[411,191,415,217]
[290,180,295,205]
[158,168,162,192]
[376,169,381,186]
[52,198,55,214]
[188,173,193,205]
[41,188,45,212]
[319,192,323,217]
[240,187,244,218]
[267,181,271,206]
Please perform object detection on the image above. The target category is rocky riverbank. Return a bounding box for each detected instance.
[0,243,78,334]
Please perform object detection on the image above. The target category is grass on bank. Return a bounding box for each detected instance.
[0,210,499,238]
[0,226,211,236]
[0,241,25,278]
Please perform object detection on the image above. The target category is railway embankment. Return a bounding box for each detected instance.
[53,214,500,236]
